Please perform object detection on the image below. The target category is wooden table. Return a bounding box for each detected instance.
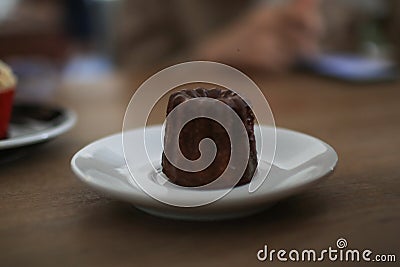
[1,72,399,266]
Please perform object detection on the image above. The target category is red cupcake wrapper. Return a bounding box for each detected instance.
[0,88,15,140]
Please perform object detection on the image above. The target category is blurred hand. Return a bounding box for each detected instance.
[197,0,323,72]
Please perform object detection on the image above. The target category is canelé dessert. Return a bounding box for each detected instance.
[162,88,257,187]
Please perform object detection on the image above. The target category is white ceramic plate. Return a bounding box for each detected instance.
[0,104,76,150]
[71,125,337,221]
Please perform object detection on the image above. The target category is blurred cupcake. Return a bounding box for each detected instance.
[0,61,17,140]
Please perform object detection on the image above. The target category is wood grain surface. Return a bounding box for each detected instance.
[0,73,399,267]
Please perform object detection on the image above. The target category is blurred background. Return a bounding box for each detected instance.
[0,0,399,102]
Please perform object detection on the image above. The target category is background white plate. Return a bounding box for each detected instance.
[0,104,76,150]
[71,125,338,221]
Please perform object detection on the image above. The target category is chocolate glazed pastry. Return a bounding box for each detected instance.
[162,88,257,188]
